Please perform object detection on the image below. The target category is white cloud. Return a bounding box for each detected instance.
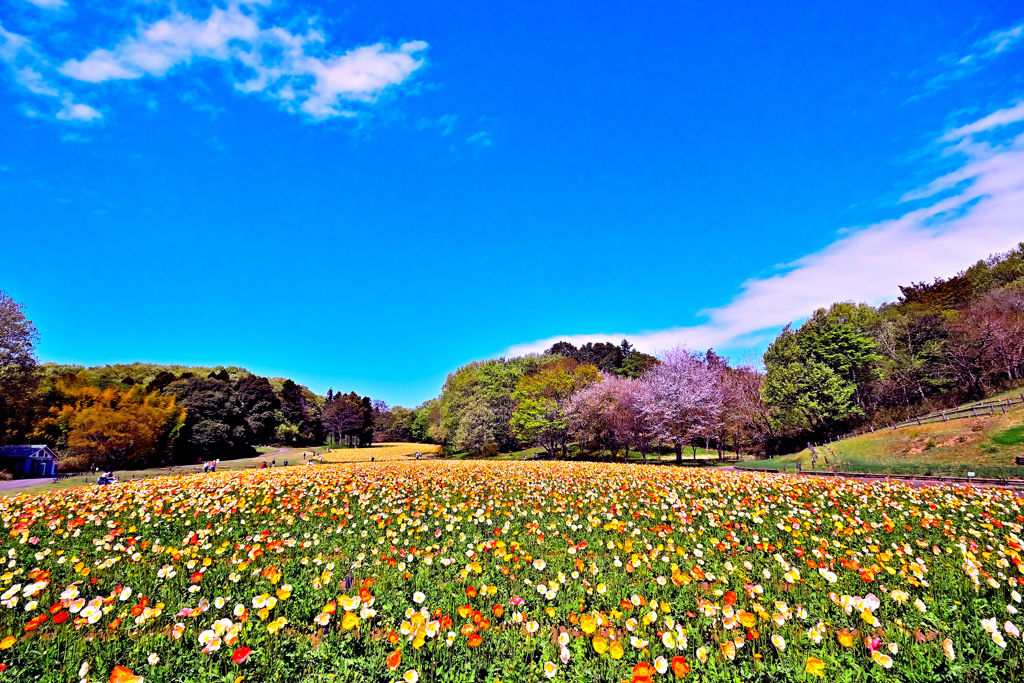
[924,22,1024,94]
[0,21,102,122]
[507,104,1024,358]
[0,22,31,63]
[466,130,492,146]
[941,100,1024,141]
[56,99,102,121]
[58,3,427,120]
[14,66,60,96]
[417,113,458,135]
[23,0,66,9]
[979,23,1023,56]
[60,6,261,82]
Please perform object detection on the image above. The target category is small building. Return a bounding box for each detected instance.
[0,445,58,478]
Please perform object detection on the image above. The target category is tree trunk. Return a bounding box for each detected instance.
[675,442,682,465]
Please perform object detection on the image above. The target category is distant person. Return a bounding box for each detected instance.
[283,460,288,467]
[261,461,267,469]
[271,459,276,467]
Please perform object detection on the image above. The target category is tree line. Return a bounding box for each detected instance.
[0,300,375,471]
[373,244,1024,458]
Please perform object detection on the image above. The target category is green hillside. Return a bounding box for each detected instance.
[745,394,1024,479]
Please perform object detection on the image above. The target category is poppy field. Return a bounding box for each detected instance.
[0,461,1021,683]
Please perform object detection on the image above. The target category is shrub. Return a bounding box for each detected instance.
[56,451,92,472]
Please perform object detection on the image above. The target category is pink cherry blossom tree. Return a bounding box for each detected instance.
[639,345,724,463]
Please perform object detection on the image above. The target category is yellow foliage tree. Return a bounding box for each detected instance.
[34,376,185,469]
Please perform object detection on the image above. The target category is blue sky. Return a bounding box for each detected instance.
[2,0,1023,407]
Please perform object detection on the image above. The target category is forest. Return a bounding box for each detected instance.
[1,243,1023,468]
[0,347,374,471]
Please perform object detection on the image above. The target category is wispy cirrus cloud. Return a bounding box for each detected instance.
[940,100,1024,142]
[926,21,1024,92]
[507,102,1024,359]
[23,0,66,9]
[57,2,427,120]
[466,130,493,146]
[978,23,1024,56]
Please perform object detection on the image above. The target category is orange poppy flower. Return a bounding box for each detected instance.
[670,656,690,677]
[631,662,655,683]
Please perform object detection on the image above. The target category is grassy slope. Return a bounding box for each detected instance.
[744,399,1024,478]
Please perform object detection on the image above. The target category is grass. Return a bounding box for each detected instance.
[992,424,1024,446]
[740,397,1024,479]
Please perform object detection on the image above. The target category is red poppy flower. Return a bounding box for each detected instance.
[232,647,252,664]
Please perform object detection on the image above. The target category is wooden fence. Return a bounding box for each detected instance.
[813,393,1024,446]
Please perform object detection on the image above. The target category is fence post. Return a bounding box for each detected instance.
[916,417,922,426]
[973,408,978,417]
[870,425,874,433]
[1001,404,1007,414]
[990,406,995,415]
[942,411,946,421]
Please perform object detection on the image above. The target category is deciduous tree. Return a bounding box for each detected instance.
[511,359,600,457]
[0,291,40,444]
